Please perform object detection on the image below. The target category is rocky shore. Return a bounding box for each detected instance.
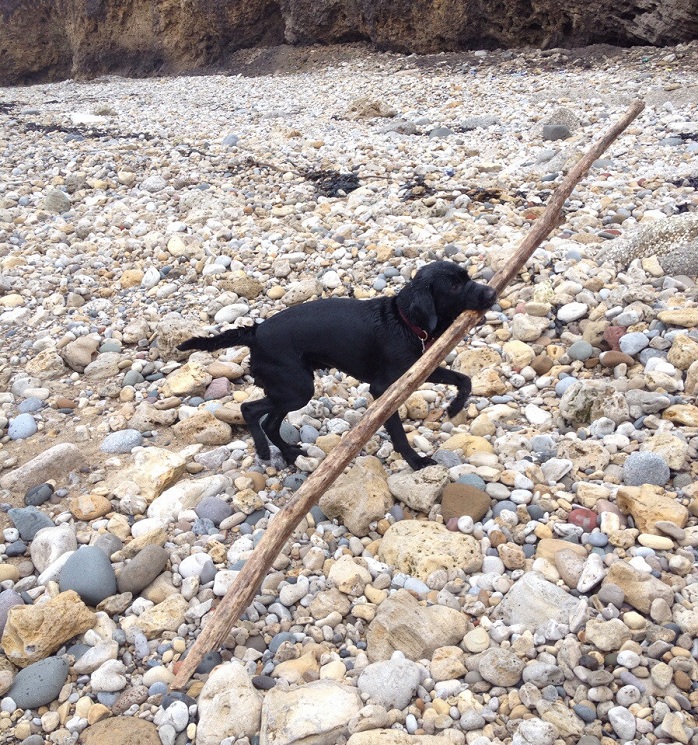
[0,42,697,745]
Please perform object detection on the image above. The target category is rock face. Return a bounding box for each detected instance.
[2,0,697,85]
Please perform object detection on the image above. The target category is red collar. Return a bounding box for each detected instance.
[398,306,434,353]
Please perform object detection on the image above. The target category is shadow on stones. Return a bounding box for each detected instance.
[304,169,361,197]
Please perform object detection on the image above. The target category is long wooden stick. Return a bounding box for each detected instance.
[172,98,644,688]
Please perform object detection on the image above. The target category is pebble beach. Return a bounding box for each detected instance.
[1,40,698,745]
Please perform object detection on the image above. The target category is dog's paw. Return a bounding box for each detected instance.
[280,444,304,465]
[447,398,466,418]
[409,455,438,471]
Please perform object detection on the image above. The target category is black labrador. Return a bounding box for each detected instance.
[178,261,497,470]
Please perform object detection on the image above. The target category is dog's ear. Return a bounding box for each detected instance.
[399,281,438,335]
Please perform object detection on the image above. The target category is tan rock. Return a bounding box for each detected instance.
[430,646,466,681]
[26,349,66,378]
[584,617,631,651]
[472,367,508,396]
[213,402,246,426]
[536,538,587,562]
[640,432,689,470]
[663,404,698,426]
[120,594,189,639]
[657,308,698,327]
[511,314,550,342]
[328,555,372,596]
[405,392,429,420]
[554,549,586,589]
[453,347,501,376]
[206,360,244,380]
[603,560,674,613]
[261,680,361,745]
[386,465,448,513]
[173,410,232,445]
[502,340,535,369]
[308,588,351,620]
[685,360,698,395]
[141,572,179,604]
[616,484,689,534]
[197,661,262,744]
[379,520,482,579]
[128,401,179,431]
[497,542,526,570]
[576,483,611,508]
[61,335,100,372]
[79,716,159,744]
[319,456,393,537]
[667,334,698,370]
[166,233,203,258]
[67,493,113,520]
[440,432,494,455]
[470,413,496,436]
[536,700,585,738]
[348,733,461,745]
[366,589,467,662]
[220,273,264,300]
[120,270,144,288]
[2,591,96,667]
[557,438,610,473]
[112,527,167,561]
[161,360,212,397]
[0,564,20,583]
[113,447,187,502]
[272,650,321,684]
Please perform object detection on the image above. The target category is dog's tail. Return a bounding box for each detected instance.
[177,326,256,353]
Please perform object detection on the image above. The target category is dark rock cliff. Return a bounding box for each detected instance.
[1,0,697,84]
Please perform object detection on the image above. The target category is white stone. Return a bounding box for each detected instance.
[197,661,262,744]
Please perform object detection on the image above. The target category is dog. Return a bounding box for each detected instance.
[178,261,497,470]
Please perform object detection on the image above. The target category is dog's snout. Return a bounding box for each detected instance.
[481,285,497,308]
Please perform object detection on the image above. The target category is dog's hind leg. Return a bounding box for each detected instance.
[262,411,304,465]
[260,370,315,465]
[241,397,276,461]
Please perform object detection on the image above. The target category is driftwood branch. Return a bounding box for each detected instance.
[172,98,644,689]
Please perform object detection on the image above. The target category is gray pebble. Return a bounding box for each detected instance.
[619,331,649,356]
[623,451,670,487]
[24,482,54,507]
[93,532,123,558]
[8,413,38,440]
[195,497,233,526]
[7,657,69,710]
[0,589,24,636]
[117,544,169,595]
[568,340,593,361]
[456,474,487,490]
[18,398,45,414]
[542,124,571,141]
[59,546,117,606]
[100,429,144,453]
[8,507,54,541]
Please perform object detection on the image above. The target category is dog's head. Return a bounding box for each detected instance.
[397,261,497,337]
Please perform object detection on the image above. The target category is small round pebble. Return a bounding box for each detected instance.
[623,451,670,487]
[8,414,38,440]
[100,429,144,453]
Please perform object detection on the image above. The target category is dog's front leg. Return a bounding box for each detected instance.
[427,368,472,417]
[383,411,437,470]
